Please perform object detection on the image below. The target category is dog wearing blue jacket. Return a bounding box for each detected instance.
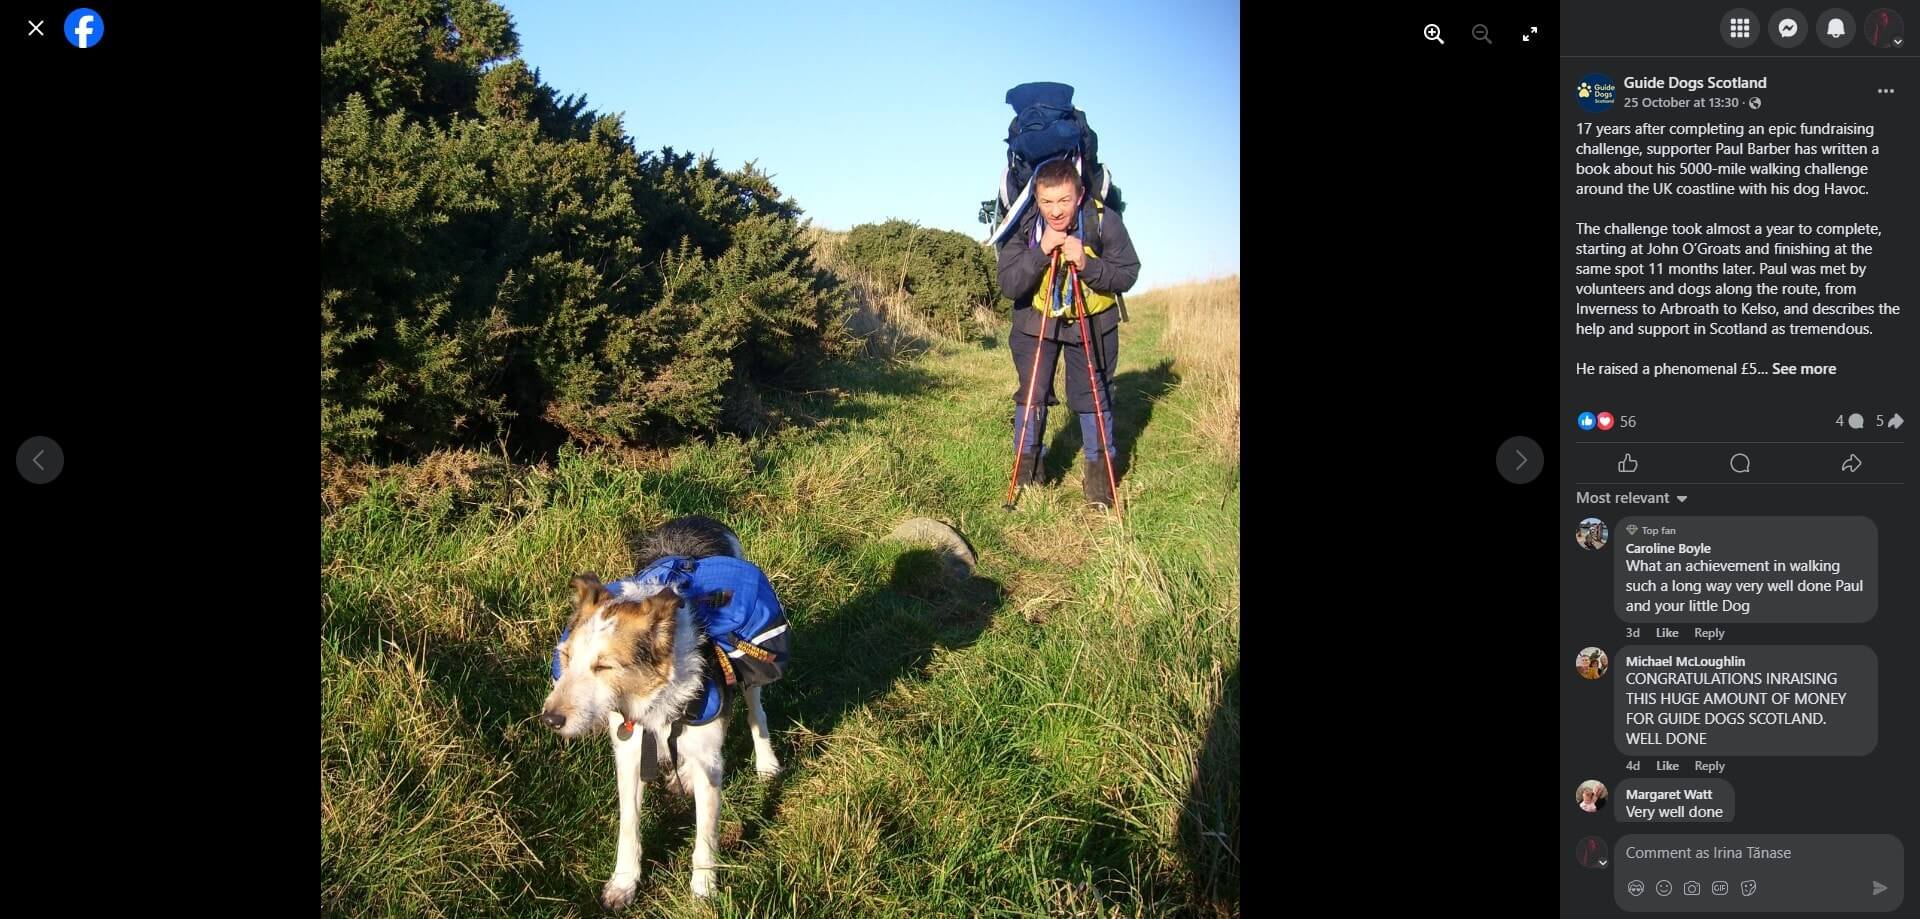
[540,516,788,905]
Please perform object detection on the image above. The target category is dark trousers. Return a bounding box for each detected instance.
[1010,313,1119,459]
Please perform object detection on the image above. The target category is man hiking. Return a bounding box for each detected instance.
[997,157,1141,510]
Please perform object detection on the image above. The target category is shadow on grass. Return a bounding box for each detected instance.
[1180,656,1240,910]
[1009,655,1239,915]
[777,547,1000,747]
[1041,358,1177,485]
[700,547,998,843]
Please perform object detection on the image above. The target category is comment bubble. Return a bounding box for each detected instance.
[1615,779,1736,823]
[1614,645,1877,755]
[1614,517,1877,623]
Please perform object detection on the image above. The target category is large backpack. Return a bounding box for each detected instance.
[981,82,1124,247]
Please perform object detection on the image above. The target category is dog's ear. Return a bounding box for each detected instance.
[650,616,678,674]
[571,574,608,611]
[646,595,679,672]
[614,593,680,670]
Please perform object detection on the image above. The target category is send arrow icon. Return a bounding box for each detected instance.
[1875,881,1888,895]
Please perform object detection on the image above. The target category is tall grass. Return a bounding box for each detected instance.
[1151,277,1239,461]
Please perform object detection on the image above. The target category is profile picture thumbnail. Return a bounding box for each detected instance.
[1577,647,1610,680]
[1576,835,1610,868]
[1577,779,1610,813]
[1577,73,1617,112]
[1576,517,1609,550]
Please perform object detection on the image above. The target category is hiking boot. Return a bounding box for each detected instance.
[1082,459,1115,509]
[1016,450,1044,488]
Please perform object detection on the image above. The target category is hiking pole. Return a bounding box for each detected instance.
[1068,264,1121,519]
[1003,253,1060,510]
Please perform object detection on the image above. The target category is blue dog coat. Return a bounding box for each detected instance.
[553,555,790,726]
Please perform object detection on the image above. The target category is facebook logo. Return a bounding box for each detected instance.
[64,8,103,49]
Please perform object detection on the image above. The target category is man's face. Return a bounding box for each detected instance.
[1036,180,1082,233]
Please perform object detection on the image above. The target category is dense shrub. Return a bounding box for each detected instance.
[321,0,850,459]
[841,220,1000,338]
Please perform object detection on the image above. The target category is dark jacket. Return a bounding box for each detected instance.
[997,201,1140,343]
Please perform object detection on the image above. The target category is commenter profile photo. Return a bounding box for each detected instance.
[1577,780,1609,813]
[1576,836,1609,869]
[1576,647,1610,680]
[1576,517,1609,550]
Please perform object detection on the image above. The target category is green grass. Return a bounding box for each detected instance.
[321,285,1241,918]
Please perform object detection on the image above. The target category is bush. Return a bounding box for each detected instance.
[840,220,1000,338]
[321,0,850,460]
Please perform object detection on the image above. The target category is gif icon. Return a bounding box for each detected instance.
[64,8,105,49]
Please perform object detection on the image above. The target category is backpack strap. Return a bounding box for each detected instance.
[1089,198,1127,323]
[995,169,1040,249]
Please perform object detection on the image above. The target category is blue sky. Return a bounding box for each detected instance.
[505,0,1238,292]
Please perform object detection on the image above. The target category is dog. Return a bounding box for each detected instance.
[540,515,784,906]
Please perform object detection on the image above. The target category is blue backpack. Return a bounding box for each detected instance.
[552,555,790,725]
[982,82,1124,246]
[1005,82,1087,168]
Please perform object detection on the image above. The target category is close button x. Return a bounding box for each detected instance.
[27,20,45,36]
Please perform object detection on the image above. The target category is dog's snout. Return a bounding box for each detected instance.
[541,710,566,730]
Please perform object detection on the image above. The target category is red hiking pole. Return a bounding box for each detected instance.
[1068,263,1121,518]
[1003,253,1060,510]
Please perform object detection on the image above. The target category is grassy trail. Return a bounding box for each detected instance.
[322,282,1240,918]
